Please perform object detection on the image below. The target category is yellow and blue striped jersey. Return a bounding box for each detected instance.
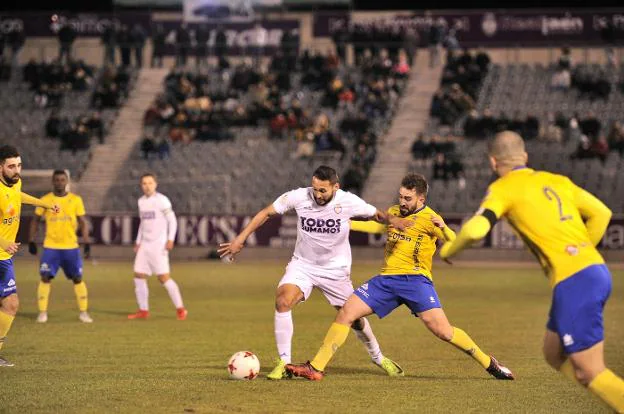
[0,179,22,260]
[35,192,86,249]
[479,167,605,288]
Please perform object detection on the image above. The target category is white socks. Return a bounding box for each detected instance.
[163,279,184,309]
[134,278,149,311]
[353,317,384,365]
[274,310,293,363]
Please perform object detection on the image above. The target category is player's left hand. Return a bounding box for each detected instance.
[165,240,174,251]
[83,243,91,258]
[51,204,60,214]
[431,215,445,228]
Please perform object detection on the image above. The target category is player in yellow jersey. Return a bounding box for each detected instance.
[285,173,514,381]
[439,131,624,413]
[0,145,59,367]
[28,170,92,324]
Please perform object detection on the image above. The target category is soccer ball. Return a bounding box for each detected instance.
[227,351,260,380]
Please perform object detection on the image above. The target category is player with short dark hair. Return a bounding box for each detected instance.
[218,165,411,380]
[440,131,624,412]
[0,145,59,366]
[28,169,92,323]
[285,173,514,381]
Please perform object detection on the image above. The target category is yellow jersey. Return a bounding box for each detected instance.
[0,179,22,260]
[35,192,86,249]
[479,167,604,288]
[380,205,451,280]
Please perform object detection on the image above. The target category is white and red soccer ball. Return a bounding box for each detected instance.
[227,351,260,380]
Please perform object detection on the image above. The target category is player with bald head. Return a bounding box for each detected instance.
[440,131,624,412]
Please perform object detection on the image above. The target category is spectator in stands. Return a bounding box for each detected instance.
[570,134,594,160]
[558,46,572,70]
[427,18,445,68]
[45,109,63,138]
[607,121,624,156]
[598,19,616,65]
[117,25,132,67]
[539,113,563,143]
[101,24,117,66]
[463,110,481,138]
[291,130,315,160]
[157,137,170,160]
[7,29,25,68]
[475,47,490,72]
[433,152,449,180]
[195,25,209,67]
[393,50,410,79]
[131,23,147,68]
[402,28,419,67]
[140,132,156,159]
[61,123,90,154]
[444,27,460,53]
[213,25,227,60]
[57,23,77,64]
[176,23,192,67]
[332,26,349,63]
[580,111,601,140]
[86,112,104,144]
[151,24,166,68]
[524,113,540,140]
[341,165,366,195]
[551,66,571,90]
[592,136,610,163]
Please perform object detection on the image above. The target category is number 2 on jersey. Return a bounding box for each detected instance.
[543,186,572,221]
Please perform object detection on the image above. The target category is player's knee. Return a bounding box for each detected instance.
[542,351,563,370]
[157,275,170,284]
[1,295,19,315]
[70,275,83,284]
[434,327,454,342]
[275,296,294,312]
[40,275,53,283]
[573,368,594,386]
[335,307,356,325]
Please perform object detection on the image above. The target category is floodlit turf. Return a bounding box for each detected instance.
[0,258,622,413]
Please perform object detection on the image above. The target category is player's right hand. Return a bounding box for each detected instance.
[28,242,38,255]
[5,242,20,255]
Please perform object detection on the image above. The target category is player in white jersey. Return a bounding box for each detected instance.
[218,166,410,380]
[128,174,187,321]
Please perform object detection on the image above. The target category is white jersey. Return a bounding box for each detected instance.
[272,188,377,275]
[136,192,177,246]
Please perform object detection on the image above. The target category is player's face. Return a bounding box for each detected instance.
[53,174,68,194]
[398,187,424,216]
[1,156,22,185]
[141,176,157,196]
[311,176,338,206]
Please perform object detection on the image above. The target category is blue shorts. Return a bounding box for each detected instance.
[547,264,612,354]
[0,259,17,298]
[354,274,442,318]
[40,248,83,279]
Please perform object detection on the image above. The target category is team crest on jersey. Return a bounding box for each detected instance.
[565,245,579,256]
[6,204,15,216]
[334,204,343,214]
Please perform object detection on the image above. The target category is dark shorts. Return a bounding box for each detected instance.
[354,274,442,318]
[0,258,17,298]
[40,248,83,279]
[547,264,612,354]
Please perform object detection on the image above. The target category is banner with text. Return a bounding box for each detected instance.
[16,214,624,250]
[183,0,282,23]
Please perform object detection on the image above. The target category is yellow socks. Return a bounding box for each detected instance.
[310,322,350,371]
[449,327,492,369]
[38,282,51,312]
[0,310,15,351]
[588,369,624,413]
[74,282,88,312]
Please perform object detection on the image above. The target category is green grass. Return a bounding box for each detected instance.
[0,259,622,413]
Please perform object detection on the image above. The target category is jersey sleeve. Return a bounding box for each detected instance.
[34,194,48,216]
[477,182,511,219]
[569,179,612,246]
[272,189,302,215]
[347,193,377,218]
[75,196,86,216]
[160,195,173,213]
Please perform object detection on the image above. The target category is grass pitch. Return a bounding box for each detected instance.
[0,258,622,413]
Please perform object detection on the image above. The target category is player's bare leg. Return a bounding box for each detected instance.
[128,273,150,319]
[418,308,514,380]
[0,294,18,367]
[286,294,374,381]
[157,274,186,320]
[547,335,624,412]
[334,305,403,377]
[268,284,304,380]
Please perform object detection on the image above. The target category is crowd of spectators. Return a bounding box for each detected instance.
[45,110,104,153]
[430,48,491,126]
[22,59,95,108]
[91,65,133,109]
[411,134,465,186]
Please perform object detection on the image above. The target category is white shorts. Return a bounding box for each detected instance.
[278,260,354,307]
[133,243,170,276]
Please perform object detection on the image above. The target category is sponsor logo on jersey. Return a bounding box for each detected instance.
[300,216,342,234]
[7,279,15,287]
[141,211,156,220]
[562,334,574,347]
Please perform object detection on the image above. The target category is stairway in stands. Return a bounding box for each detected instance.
[362,56,443,209]
[76,68,169,213]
